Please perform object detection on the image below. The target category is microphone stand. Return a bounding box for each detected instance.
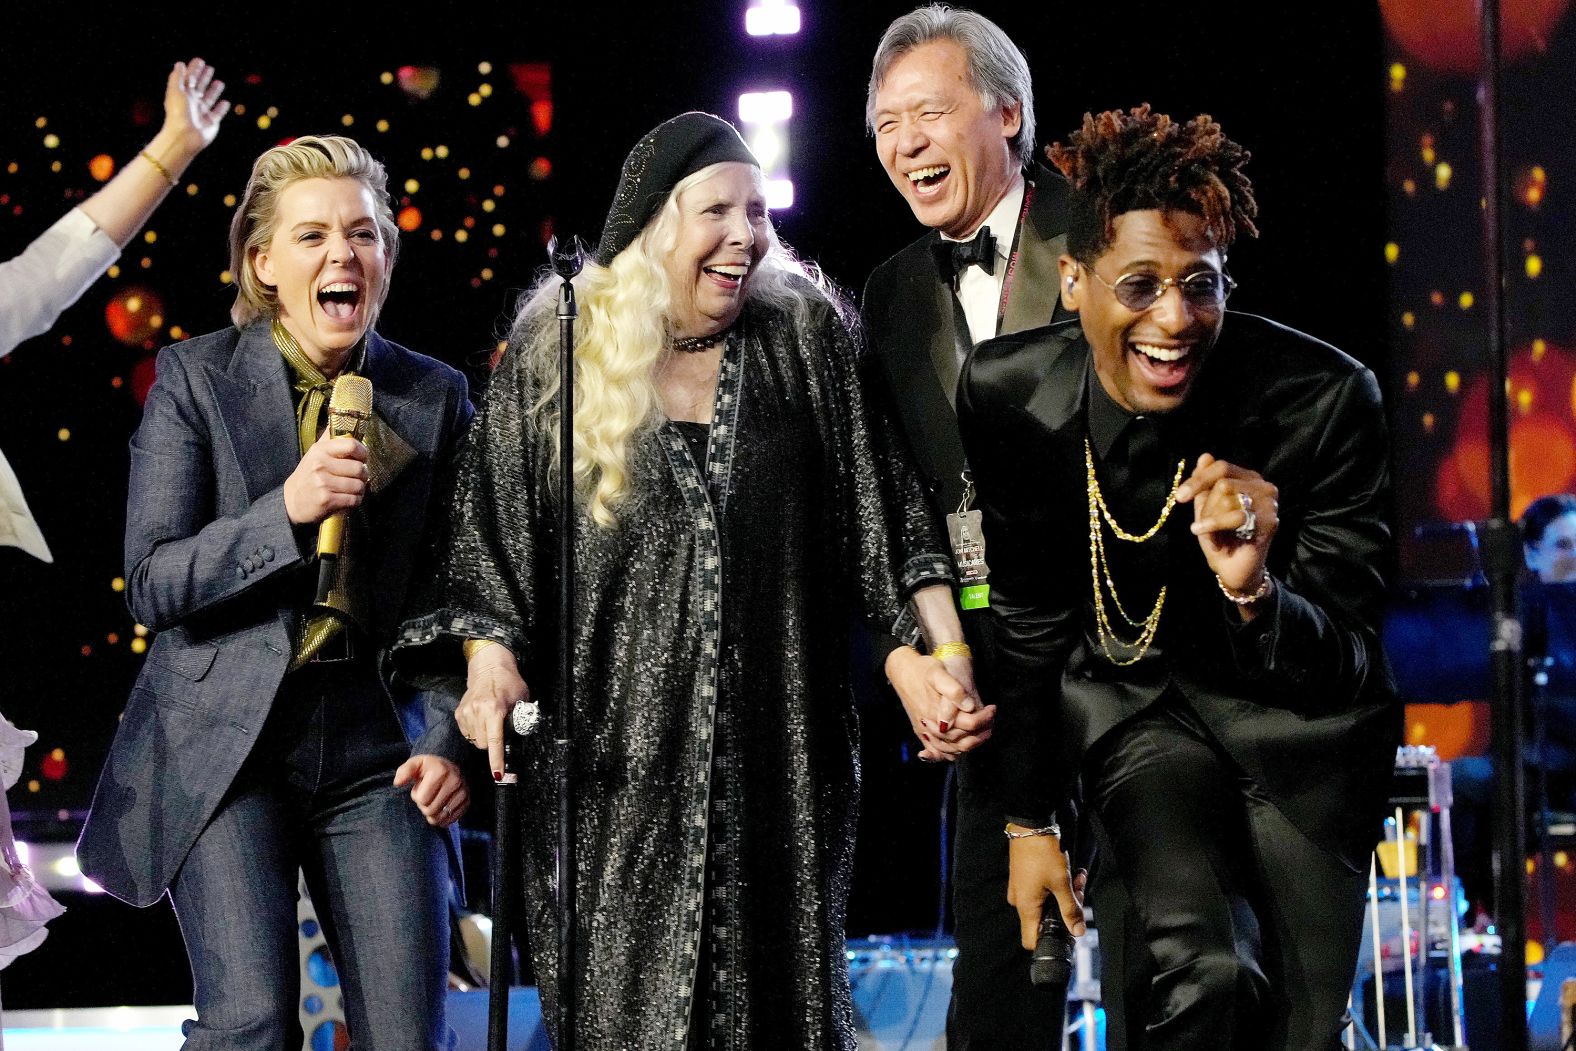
[550,235,585,1051]
[486,236,585,1051]
[1477,2,1530,1047]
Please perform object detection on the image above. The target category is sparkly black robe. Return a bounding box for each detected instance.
[399,293,950,1050]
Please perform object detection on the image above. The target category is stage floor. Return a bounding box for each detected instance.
[2,1006,190,1050]
[2,991,554,1051]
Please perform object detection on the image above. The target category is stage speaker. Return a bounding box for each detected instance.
[1529,942,1576,1050]
[848,937,953,1050]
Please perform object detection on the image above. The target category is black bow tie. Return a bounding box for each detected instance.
[932,227,997,286]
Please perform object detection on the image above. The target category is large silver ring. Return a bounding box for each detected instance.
[510,699,541,737]
[1234,492,1258,542]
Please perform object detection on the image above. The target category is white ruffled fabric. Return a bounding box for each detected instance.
[0,711,64,969]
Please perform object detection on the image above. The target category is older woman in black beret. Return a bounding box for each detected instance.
[400,113,982,1049]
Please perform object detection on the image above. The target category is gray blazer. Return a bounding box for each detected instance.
[77,321,473,907]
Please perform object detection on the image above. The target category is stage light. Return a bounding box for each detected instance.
[750,127,784,168]
[746,0,802,36]
[738,91,793,124]
[765,178,795,210]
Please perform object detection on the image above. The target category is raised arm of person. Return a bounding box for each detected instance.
[0,58,227,358]
[79,58,229,247]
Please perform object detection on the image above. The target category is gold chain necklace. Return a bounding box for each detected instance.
[1085,436,1187,665]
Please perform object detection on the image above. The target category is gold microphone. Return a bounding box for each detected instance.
[314,375,373,601]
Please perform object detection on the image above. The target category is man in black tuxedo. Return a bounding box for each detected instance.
[862,6,1075,1048]
[958,106,1400,1050]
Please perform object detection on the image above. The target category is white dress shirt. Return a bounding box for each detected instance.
[940,176,1025,350]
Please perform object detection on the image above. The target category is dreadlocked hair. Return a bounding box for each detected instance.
[1046,104,1258,263]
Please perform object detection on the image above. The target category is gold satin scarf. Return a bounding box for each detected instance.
[274,321,370,669]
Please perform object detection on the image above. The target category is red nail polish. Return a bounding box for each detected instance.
[939,721,950,733]
[921,733,931,741]
[493,770,503,782]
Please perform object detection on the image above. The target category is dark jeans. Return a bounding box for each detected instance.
[947,744,1067,1049]
[169,659,452,1050]
[1088,699,1368,1051]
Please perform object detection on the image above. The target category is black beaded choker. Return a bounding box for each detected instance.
[671,328,730,354]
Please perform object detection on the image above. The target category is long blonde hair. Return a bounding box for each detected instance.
[507,163,836,528]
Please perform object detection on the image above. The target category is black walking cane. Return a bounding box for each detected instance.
[489,734,521,1051]
[487,235,585,1051]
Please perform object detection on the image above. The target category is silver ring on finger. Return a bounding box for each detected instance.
[511,699,541,737]
[1234,496,1258,542]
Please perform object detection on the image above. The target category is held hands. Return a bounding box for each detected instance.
[884,646,994,761]
[393,754,468,828]
[455,643,528,778]
[1174,453,1279,605]
[162,58,229,156]
[1006,828,1088,951]
[283,434,369,525]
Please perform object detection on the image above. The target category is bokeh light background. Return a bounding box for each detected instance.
[1383,0,1576,575]
[0,2,1401,1006]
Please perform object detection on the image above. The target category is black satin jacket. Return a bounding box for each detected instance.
[957,313,1401,870]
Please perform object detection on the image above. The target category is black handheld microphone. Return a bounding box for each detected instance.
[1030,899,1075,987]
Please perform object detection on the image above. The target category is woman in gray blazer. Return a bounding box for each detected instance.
[78,135,473,1051]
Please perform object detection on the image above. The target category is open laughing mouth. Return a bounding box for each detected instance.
[906,164,950,194]
[1130,341,1194,387]
[317,281,363,322]
[702,263,749,290]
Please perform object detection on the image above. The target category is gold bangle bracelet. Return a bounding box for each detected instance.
[461,638,501,660]
[139,149,178,187]
[930,640,973,661]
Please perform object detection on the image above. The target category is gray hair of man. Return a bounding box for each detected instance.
[865,4,1036,168]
